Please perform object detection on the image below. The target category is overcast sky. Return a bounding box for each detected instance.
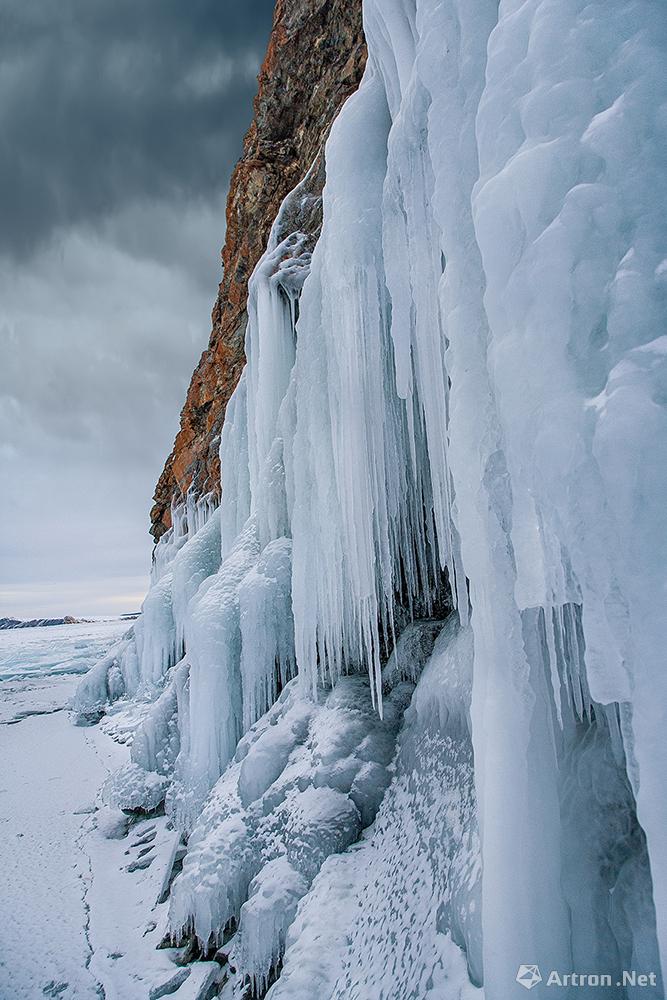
[0,0,275,618]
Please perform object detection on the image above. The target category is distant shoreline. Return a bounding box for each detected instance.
[0,613,140,631]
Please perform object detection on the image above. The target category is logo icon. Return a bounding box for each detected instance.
[516,965,543,990]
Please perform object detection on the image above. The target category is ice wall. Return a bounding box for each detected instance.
[76,0,666,994]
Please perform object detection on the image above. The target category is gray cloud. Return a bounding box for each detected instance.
[0,212,223,615]
[0,0,275,617]
[0,0,275,256]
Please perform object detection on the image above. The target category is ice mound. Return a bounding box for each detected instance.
[167,674,413,987]
[232,856,308,996]
[95,807,130,840]
[102,761,169,814]
[71,632,137,723]
[269,619,482,1000]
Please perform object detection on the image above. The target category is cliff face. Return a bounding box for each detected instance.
[150,0,366,540]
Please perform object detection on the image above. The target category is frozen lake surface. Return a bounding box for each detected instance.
[0,621,198,1000]
[0,688,125,1000]
[0,622,130,999]
[0,619,130,682]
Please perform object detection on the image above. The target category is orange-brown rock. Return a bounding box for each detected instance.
[150,0,366,540]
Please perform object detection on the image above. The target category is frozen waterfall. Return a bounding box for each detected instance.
[75,0,667,995]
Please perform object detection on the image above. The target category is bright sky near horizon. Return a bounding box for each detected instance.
[0,0,275,618]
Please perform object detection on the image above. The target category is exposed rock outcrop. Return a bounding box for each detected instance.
[0,615,82,629]
[150,0,366,540]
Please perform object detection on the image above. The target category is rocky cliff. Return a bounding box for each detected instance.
[150,0,366,540]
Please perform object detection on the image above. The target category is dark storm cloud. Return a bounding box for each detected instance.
[0,0,278,617]
[0,0,275,256]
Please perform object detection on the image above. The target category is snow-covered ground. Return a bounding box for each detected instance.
[0,624,127,999]
[0,621,222,1000]
[0,694,124,1000]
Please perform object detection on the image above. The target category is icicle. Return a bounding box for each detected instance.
[239,538,295,729]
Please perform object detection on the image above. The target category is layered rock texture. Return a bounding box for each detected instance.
[151,0,366,540]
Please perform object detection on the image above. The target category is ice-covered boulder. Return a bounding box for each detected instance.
[167,674,413,988]
[102,761,169,814]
